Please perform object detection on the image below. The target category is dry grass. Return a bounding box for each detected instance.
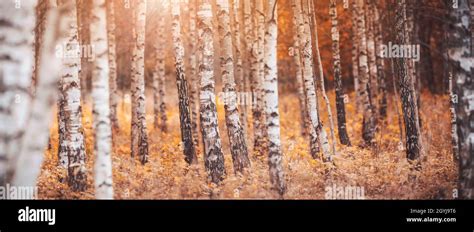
[37,90,457,199]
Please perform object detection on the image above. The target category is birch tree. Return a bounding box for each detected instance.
[107,0,119,131]
[373,1,387,119]
[242,0,253,135]
[0,0,37,186]
[447,0,473,199]
[231,0,248,134]
[57,0,88,191]
[130,0,149,164]
[153,2,168,132]
[291,0,308,137]
[171,2,198,165]
[198,1,226,183]
[292,0,327,159]
[355,0,376,145]
[252,0,267,155]
[77,0,91,102]
[394,0,421,163]
[264,0,286,195]
[449,73,459,162]
[216,0,250,173]
[188,0,198,144]
[11,0,66,195]
[365,0,378,107]
[351,1,360,113]
[329,0,351,146]
[90,0,114,199]
[306,0,334,158]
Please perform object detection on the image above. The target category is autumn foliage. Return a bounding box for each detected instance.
[37,91,456,199]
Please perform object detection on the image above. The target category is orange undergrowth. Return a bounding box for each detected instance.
[37,91,457,199]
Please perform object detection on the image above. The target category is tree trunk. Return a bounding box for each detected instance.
[329,0,351,146]
[216,0,250,173]
[130,0,149,164]
[77,0,91,104]
[447,0,473,199]
[291,6,308,138]
[373,1,387,119]
[252,0,267,156]
[188,0,199,145]
[57,81,68,167]
[449,73,459,162]
[307,0,334,159]
[0,0,36,186]
[153,2,168,133]
[264,0,286,196]
[57,0,88,191]
[10,0,64,197]
[292,0,324,159]
[395,0,421,163]
[231,0,249,136]
[351,1,361,113]
[242,0,253,136]
[107,0,119,131]
[32,0,49,94]
[90,0,114,199]
[355,0,376,145]
[405,0,422,135]
[171,2,198,165]
[198,1,226,183]
[365,0,378,111]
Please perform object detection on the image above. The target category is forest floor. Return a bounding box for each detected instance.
[37,90,457,199]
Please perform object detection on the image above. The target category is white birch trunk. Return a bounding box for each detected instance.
[374,2,387,118]
[355,0,376,145]
[351,1,361,113]
[308,0,335,158]
[130,0,149,164]
[153,2,168,133]
[365,0,377,106]
[188,0,199,145]
[291,0,308,137]
[231,0,248,135]
[252,0,267,155]
[0,0,37,186]
[448,0,473,199]
[11,0,66,197]
[58,0,88,191]
[198,1,226,183]
[107,0,119,131]
[90,0,114,199]
[292,0,323,159]
[216,0,250,173]
[264,0,286,195]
